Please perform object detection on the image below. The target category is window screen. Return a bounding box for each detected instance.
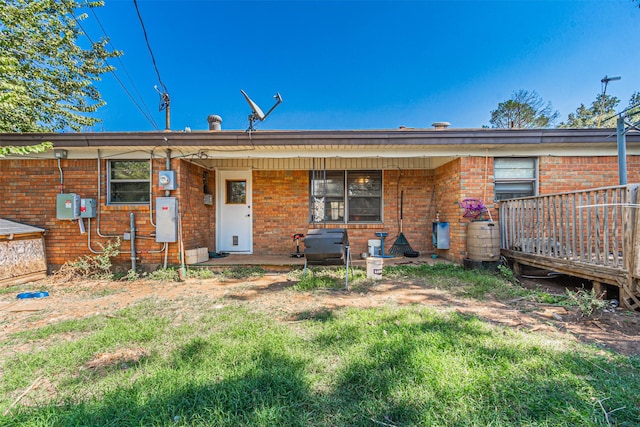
[310,170,382,223]
[494,158,537,201]
[108,160,151,204]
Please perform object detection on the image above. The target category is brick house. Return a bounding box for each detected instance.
[1,127,638,272]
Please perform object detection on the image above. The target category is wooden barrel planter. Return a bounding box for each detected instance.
[467,221,500,262]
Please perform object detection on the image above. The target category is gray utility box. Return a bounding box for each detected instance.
[56,193,81,220]
[304,228,349,265]
[432,221,450,249]
[80,198,96,218]
[155,197,178,242]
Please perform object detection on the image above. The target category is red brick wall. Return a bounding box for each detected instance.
[0,159,91,268]
[447,155,640,264]
[380,169,435,256]
[252,170,310,254]
[251,169,436,257]
[174,160,214,255]
[458,157,499,263]
[433,159,462,261]
[432,157,497,263]
[539,156,640,194]
[0,158,189,270]
[3,154,639,270]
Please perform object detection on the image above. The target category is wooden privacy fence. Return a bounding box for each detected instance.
[500,184,640,311]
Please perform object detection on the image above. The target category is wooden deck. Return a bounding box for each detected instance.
[500,184,640,311]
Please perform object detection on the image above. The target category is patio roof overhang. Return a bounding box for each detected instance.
[1,128,639,165]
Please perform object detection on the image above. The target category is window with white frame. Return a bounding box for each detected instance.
[494,157,537,200]
[108,160,151,204]
[310,170,382,223]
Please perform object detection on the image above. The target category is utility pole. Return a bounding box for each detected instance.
[162,92,170,131]
[155,85,171,131]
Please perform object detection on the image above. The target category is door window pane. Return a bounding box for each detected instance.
[226,180,246,204]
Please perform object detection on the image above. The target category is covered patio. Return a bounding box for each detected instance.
[189,253,445,272]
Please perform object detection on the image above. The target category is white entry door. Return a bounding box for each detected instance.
[216,170,252,253]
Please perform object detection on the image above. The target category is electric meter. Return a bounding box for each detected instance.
[158,170,176,190]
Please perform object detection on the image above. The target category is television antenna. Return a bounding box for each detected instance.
[240,90,283,133]
[597,75,620,127]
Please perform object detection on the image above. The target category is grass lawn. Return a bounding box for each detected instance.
[0,264,638,426]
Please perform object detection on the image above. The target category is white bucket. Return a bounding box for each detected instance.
[366,257,383,280]
[368,239,381,257]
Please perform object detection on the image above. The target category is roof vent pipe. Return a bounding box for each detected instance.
[208,114,222,131]
[431,121,451,130]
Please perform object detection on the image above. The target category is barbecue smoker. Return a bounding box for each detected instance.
[303,229,349,265]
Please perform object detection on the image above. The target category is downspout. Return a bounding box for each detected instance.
[165,149,172,197]
[149,149,156,227]
[130,213,137,271]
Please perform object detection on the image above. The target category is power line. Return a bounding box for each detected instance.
[132,0,169,97]
[64,1,160,130]
[85,1,159,130]
[132,0,170,129]
[601,100,640,125]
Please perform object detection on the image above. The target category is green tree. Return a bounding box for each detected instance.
[0,0,119,133]
[489,90,559,128]
[0,142,53,157]
[560,93,621,128]
[625,91,640,122]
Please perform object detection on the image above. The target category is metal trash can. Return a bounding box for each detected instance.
[303,229,349,265]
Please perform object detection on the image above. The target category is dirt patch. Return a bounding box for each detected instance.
[83,348,149,374]
[1,273,639,356]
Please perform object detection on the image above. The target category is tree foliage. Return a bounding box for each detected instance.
[489,90,559,128]
[0,141,53,157]
[560,93,622,128]
[0,0,119,133]
[625,92,640,123]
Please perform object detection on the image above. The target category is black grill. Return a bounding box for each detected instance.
[303,229,349,265]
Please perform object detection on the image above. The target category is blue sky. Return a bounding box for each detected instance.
[82,0,640,132]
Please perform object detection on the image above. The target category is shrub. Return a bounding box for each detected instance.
[145,267,180,282]
[187,268,215,279]
[565,286,609,317]
[55,239,120,280]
